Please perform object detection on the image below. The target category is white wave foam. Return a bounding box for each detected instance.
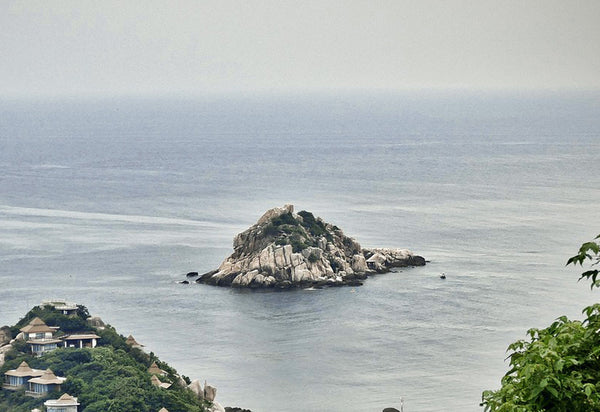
[0,205,234,229]
[32,164,70,169]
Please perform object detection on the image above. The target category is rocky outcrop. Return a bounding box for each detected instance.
[363,248,427,273]
[210,402,226,412]
[0,326,11,346]
[195,205,425,289]
[0,344,13,367]
[204,382,217,402]
[187,379,205,400]
[87,316,106,330]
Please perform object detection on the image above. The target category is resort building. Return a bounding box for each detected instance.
[3,361,45,390]
[148,361,166,376]
[62,333,100,349]
[41,300,79,316]
[26,369,66,397]
[44,393,80,412]
[20,318,62,356]
[125,334,143,349]
[151,375,172,389]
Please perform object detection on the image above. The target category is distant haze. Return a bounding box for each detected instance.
[1,0,599,97]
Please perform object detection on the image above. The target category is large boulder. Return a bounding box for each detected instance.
[187,379,204,400]
[87,316,106,329]
[0,326,11,346]
[196,205,425,288]
[204,383,217,402]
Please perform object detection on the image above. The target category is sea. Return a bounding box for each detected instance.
[1,91,599,411]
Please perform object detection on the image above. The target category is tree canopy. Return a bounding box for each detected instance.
[481,234,600,411]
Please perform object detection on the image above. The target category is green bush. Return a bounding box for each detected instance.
[482,235,600,411]
[263,224,279,237]
[289,233,308,253]
[297,210,328,238]
[271,212,298,226]
[275,238,288,246]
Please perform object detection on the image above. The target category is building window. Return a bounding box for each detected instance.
[32,383,48,393]
[8,376,24,386]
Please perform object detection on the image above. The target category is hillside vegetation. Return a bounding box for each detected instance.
[0,305,209,412]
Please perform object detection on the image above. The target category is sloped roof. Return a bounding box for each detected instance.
[20,317,53,334]
[148,361,164,375]
[150,375,171,389]
[56,393,79,404]
[4,361,45,377]
[125,334,143,346]
[57,393,77,402]
[159,408,169,412]
[28,369,65,385]
[44,393,80,406]
[63,333,100,340]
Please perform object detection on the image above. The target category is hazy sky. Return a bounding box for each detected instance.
[1,0,599,97]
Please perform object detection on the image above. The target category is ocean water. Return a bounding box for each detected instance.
[1,91,599,411]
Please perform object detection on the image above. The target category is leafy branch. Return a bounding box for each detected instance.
[567,234,600,289]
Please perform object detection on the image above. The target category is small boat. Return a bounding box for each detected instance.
[440,273,446,279]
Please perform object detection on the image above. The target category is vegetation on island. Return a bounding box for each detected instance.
[0,305,209,412]
[481,235,600,411]
[266,210,334,252]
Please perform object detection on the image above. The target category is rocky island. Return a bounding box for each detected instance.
[196,205,425,288]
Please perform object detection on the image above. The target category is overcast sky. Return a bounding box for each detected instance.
[1,0,599,97]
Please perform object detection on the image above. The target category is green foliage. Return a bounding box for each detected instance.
[267,211,338,252]
[289,233,308,253]
[298,210,332,241]
[566,234,600,289]
[481,310,600,411]
[13,305,91,334]
[95,325,129,351]
[308,252,319,263]
[0,388,45,412]
[274,237,288,246]
[1,346,208,412]
[263,223,279,237]
[5,339,27,360]
[481,235,600,411]
[271,212,298,227]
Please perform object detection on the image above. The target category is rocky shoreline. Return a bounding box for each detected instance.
[191,205,425,289]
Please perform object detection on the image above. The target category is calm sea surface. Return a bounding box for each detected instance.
[1,92,599,411]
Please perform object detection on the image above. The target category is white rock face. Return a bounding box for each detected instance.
[197,205,425,288]
[187,379,204,400]
[204,383,217,402]
[256,204,294,226]
[209,401,226,412]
